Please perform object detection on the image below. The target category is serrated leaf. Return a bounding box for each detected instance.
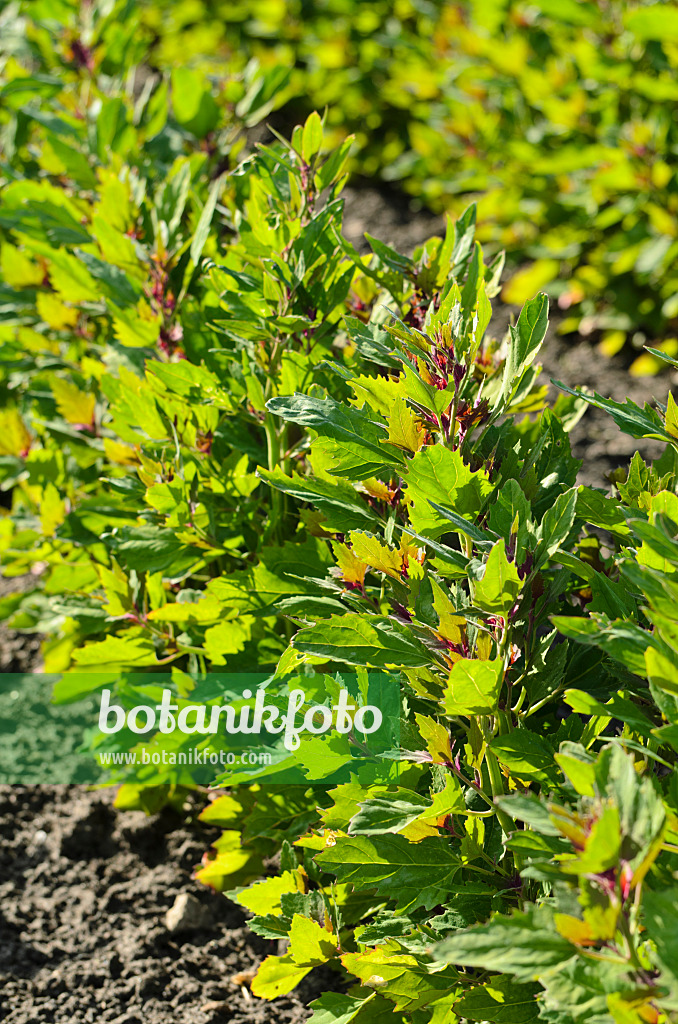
[341,947,459,1012]
[489,732,557,785]
[454,977,541,1023]
[444,658,504,716]
[203,618,252,664]
[288,912,338,965]
[415,713,454,763]
[405,447,492,539]
[250,953,313,999]
[333,542,368,587]
[72,635,159,668]
[231,871,302,916]
[349,789,431,836]
[317,833,461,912]
[306,993,376,1024]
[350,373,405,418]
[292,615,431,668]
[436,908,575,981]
[386,397,425,454]
[475,540,522,616]
[349,533,402,579]
[195,830,264,892]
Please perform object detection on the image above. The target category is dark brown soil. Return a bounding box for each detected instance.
[1,183,676,1024]
[0,785,338,1023]
[538,331,671,488]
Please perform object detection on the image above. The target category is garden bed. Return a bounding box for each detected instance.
[1,185,676,1023]
[0,785,340,1024]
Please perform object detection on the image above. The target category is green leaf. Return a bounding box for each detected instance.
[429,502,495,547]
[488,480,531,545]
[559,803,621,876]
[288,912,338,965]
[349,791,429,835]
[643,346,678,371]
[501,294,549,405]
[553,384,673,444]
[292,615,431,668]
[171,67,219,137]
[552,614,655,677]
[301,111,324,163]
[267,393,403,479]
[575,487,630,539]
[348,783,464,836]
[317,833,461,912]
[436,908,575,981]
[553,744,596,797]
[72,635,159,668]
[386,397,425,454]
[489,732,557,784]
[554,551,635,619]
[190,175,222,266]
[626,4,678,41]
[203,618,252,664]
[405,447,492,539]
[307,993,377,1024]
[231,871,301,916]
[195,830,264,891]
[594,745,667,867]
[535,488,577,568]
[113,527,205,575]
[208,537,333,613]
[645,647,678,696]
[444,659,504,716]
[341,947,459,1012]
[366,235,415,277]
[259,465,375,533]
[251,953,313,999]
[475,540,522,616]
[643,887,678,986]
[494,794,562,837]
[563,690,654,737]
[454,977,541,1023]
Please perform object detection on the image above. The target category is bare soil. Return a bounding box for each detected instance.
[1,183,676,1023]
[0,785,340,1023]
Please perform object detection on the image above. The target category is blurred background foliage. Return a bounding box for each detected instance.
[2,0,678,366]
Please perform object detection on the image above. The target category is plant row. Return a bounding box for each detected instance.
[6,0,678,357]
[1,13,678,1022]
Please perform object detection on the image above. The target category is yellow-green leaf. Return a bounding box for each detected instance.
[475,539,522,617]
[386,397,425,454]
[444,659,504,716]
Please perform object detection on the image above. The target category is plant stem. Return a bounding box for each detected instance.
[264,410,283,542]
[485,747,521,869]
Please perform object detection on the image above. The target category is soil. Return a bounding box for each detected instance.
[1,183,677,1023]
[0,785,343,1023]
[0,576,42,677]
